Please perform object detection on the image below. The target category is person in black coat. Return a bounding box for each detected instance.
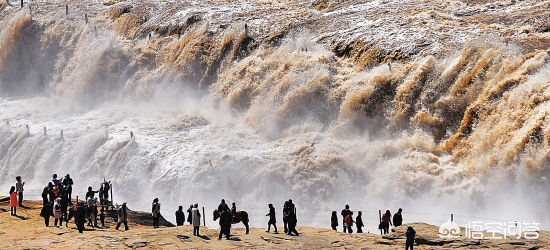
[266,204,278,233]
[406,226,416,250]
[393,208,403,227]
[175,206,185,226]
[283,200,289,233]
[218,210,232,240]
[48,182,55,203]
[40,202,52,227]
[41,183,52,205]
[286,209,299,236]
[341,204,352,233]
[62,174,74,202]
[356,211,364,233]
[218,199,230,213]
[186,204,193,225]
[331,211,338,231]
[75,202,87,233]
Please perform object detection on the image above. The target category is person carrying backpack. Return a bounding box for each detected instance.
[341,204,352,233]
[393,208,403,227]
[116,202,129,231]
[380,210,392,234]
[344,211,354,234]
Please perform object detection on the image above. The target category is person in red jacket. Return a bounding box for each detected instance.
[380,210,392,234]
[9,186,18,216]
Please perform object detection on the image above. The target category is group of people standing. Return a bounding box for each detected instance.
[330,206,415,249]
[6,176,415,247]
[380,208,403,234]
[333,204,365,233]
[171,200,202,236]
[39,174,77,227]
[36,174,113,233]
[330,206,404,235]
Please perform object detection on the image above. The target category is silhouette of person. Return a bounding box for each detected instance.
[176,206,185,226]
[341,204,352,233]
[393,208,403,227]
[266,204,278,233]
[331,211,338,231]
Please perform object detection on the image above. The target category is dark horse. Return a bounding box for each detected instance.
[213,209,249,234]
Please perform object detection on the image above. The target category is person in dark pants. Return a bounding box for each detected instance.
[283,200,289,233]
[218,209,232,240]
[192,204,201,236]
[356,211,364,233]
[41,183,52,205]
[406,226,416,250]
[344,211,354,234]
[381,210,392,235]
[48,182,55,203]
[231,202,237,221]
[53,198,63,227]
[9,186,17,216]
[186,204,193,225]
[176,206,185,226]
[100,207,106,227]
[15,176,24,207]
[116,202,129,231]
[341,204,352,233]
[62,174,73,202]
[60,190,70,227]
[286,209,299,236]
[266,203,278,233]
[75,202,87,233]
[331,211,338,231]
[40,202,52,226]
[393,208,403,227]
[152,198,161,228]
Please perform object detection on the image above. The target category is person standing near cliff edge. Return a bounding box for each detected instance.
[192,203,201,236]
[15,176,24,207]
[152,198,161,228]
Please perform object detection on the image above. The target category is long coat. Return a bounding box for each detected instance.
[10,192,17,207]
[192,208,201,227]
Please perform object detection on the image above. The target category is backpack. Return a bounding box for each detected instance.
[54,186,61,197]
[344,215,352,224]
